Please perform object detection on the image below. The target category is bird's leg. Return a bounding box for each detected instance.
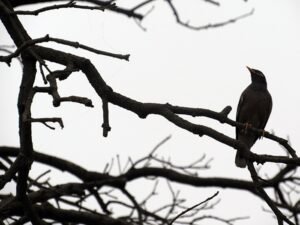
[243,122,252,134]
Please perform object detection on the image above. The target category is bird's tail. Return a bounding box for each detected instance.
[235,151,247,168]
[235,134,255,168]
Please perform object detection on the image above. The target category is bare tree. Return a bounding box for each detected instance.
[0,0,299,225]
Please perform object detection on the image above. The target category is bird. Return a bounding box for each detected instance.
[235,66,272,168]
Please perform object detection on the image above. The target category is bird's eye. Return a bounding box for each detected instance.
[258,72,264,77]
[255,71,264,77]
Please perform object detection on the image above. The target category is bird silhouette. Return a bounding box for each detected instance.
[235,66,272,168]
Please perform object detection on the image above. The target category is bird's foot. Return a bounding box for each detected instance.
[243,122,252,134]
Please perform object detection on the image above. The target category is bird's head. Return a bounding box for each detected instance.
[246,66,267,85]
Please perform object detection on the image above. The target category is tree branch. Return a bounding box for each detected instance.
[14,0,116,15]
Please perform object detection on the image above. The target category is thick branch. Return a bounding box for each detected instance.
[7,203,132,225]
[250,153,300,166]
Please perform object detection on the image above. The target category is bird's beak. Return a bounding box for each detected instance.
[246,66,253,73]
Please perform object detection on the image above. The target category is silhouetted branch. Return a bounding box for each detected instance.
[131,0,155,11]
[247,162,294,225]
[29,118,64,129]
[0,35,130,65]
[166,0,254,30]
[169,191,219,224]
[250,153,300,166]
[1,0,299,224]
[14,0,116,15]
[102,98,111,137]
[0,145,299,224]
[10,0,144,19]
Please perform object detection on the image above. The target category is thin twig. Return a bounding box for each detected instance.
[166,0,254,30]
[169,191,219,224]
[0,35,130,64]
[29,118,64,129]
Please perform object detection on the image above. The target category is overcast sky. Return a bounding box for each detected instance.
[1,0,300,224]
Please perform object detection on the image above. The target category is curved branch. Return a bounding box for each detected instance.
[0,146,119,184]
[166,0,254,30]
[0,147,256,193]
[32,45,298,162]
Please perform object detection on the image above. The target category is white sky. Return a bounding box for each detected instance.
[1,0,300,224]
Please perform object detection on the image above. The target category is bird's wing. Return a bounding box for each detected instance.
[235,90,246,139]
[259,92,273,130]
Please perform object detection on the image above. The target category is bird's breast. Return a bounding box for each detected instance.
[238,88,271,127]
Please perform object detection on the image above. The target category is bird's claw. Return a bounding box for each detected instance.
[243,122,252,134]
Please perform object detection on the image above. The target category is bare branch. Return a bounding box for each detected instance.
[166,0,254,30]
[247,162,294,225]
[169,191,219,224]
[1,0,298,224]
[29,117,64,129]
[0,35,129,65]
[102,98,111,137]
[14,0,117,15]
